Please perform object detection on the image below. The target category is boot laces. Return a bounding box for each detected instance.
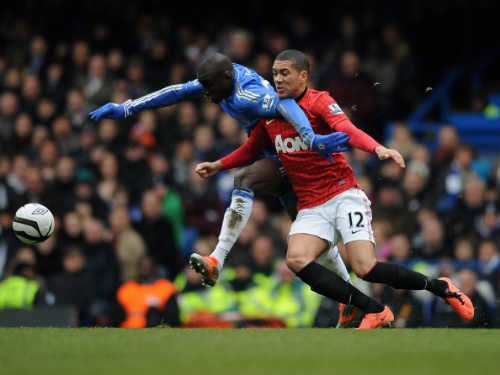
[445,290,465,306]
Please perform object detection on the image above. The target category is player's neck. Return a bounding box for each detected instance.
[294,87,308,102]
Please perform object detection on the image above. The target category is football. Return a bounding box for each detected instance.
[12,203,55,245]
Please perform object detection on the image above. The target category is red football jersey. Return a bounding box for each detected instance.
[221,88,369,211]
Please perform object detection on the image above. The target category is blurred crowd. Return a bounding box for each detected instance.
[0,3,499,328]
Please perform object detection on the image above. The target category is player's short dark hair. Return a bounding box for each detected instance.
[197,53,234,79]
[275,49,310,74]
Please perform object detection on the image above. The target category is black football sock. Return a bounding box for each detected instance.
[362,262,448,297]
[296,261,384,314]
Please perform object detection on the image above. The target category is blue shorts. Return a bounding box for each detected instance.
[267,155,298,207]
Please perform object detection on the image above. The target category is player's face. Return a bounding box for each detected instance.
[198,73,233,104]
[272,60,306,99]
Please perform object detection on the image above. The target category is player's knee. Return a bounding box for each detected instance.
[352,260,377,279]
[286,253,310,274]
[234,166,257,189]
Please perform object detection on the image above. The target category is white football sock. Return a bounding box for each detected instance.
[210,187,254,269]
[316,244,351,284]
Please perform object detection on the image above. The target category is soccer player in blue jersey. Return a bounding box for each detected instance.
[90,53,356,326]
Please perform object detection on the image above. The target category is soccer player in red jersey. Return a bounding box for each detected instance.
[196,50,474,328]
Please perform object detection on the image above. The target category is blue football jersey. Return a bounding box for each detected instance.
[122,63,314,155]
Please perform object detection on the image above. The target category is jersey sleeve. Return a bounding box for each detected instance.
[276,98,315,148]
[123,80,204,116]
[220,123,270,170]
[317,92,382,154]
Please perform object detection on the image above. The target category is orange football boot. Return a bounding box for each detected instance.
[189,254,219,287]
[336,303,360,328]
[439,277,474,321]
[356,306,394,329]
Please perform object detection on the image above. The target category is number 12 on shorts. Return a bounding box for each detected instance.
[348,211,365,234]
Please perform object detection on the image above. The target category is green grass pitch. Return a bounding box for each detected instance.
[1,328,499,375]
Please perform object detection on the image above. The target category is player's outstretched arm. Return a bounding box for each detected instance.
[89,80,204,121]
[374,146,406,168]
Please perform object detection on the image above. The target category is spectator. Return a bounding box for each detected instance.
[25,35,50,76]
[477,239,500,296]
[42,62,67,110]
[124,58,151,99]
[192,123,225,162]
[144,40,170,90]
[64,88,94,130]
[452,237,476,269]
[6,153,30,196]
[4,112,33,157]
[472,202,500,241]
[386,122,417,161]
[324,49,381,140]
[95,152,121,206]
[0,262,44,309]
[115,256,180,328]
[448,176,488,239]
[412,215,453,260]
[81,218,121,325]
[58,211,85,249]
[371,179,416,238]
[401,160,431,214]
[380,23,419,119]
[19,74,42,121]
[71,168,109,222]
[241,258,322,328]
[51,156,77,210]
[47,247,95,326]
[96,119,122,156]
[432,124,460,173]
[134,189,180,280]
[108,204,147,282]
[0,90,20,143]
[388,232,413,262]
[248,235,277,278]
[52,115,80,156]
[34,235,63,283]
[20,166,63,217]
[180,160,225,238]
[82,54,114,108]
[36,138,59,182]
[118,137,152,204]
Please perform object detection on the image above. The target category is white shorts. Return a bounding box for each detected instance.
[288,187,376,247]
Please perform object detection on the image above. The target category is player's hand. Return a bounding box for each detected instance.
[374,146,406,168]
[311,132,350,163]
[196,161,223,179]
[89,103,126,121]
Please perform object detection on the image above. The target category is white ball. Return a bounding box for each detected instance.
[12,203,55,245]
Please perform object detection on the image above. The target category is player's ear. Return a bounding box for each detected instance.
[300,71,308,83]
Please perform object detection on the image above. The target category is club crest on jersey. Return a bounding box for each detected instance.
[329,103,344,114]
[262,94,274,111]
[275,135,308,153]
